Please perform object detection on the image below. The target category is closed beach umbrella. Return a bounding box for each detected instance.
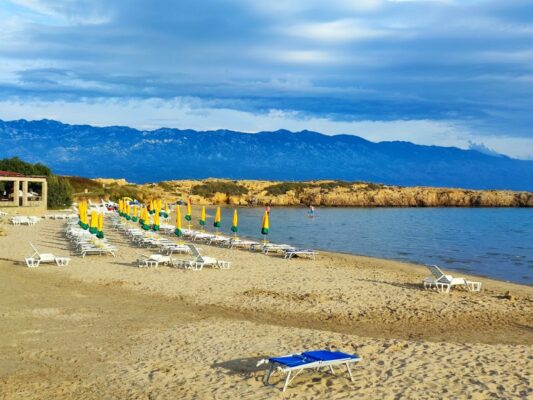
[199,205,206,228]
[175,205,183,237]
[97,212,104,239]
[161,201,169,219]
[185,199,192,229]
[139,206,145,225]
[125,202,131,220]
[261,210,269,242]
[231,209,238,235]
[213,207,221,228]
[153,211,160,231]
[185,199,192,220]
[149,199,155,215]
[142,207,150,230]
[132,205,138,222]
[89,210,98,234]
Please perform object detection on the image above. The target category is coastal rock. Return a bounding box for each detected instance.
[71,178,532,208]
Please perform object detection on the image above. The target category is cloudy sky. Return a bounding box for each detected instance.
[0,0,532,159]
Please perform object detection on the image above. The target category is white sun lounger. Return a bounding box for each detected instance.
[172,244,231,270]
[423,264,481,293]
[284,249,318,260]
[259,350,362,392]
[25,242,71,267]
[137,253,172,268]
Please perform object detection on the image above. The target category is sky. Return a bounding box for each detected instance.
[0,0,532,159]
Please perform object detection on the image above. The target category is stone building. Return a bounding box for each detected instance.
[0,170,48,212]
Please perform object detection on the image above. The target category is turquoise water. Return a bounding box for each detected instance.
[204,207,533,285]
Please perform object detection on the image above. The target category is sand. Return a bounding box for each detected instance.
[0,218,531,399]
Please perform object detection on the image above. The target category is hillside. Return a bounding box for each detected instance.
[70,178,532,207]
[1,119,533,191]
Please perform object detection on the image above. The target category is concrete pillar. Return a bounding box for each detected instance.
[22,180,28,206]
[12,180,19,206]
[42,180,48,210]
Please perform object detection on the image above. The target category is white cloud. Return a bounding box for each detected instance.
[283,19,392,42]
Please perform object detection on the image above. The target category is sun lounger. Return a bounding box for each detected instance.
[260,350,361,392]
[258,243,296,255]
[172,244,231,270]
[25,242,71,267]
[228,238,259,250]
[137,253,172,268]
[284,249,318,260]
[423,264,481,293]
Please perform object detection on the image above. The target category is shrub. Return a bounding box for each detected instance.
[65,176,102,193]
[47,175,74,208]
[158,181,174,191]
[192,181,248,198]
[265,182,311,196]
[315,180,353,190]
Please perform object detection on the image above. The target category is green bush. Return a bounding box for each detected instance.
[192,181,248,198]
[47,175,73,208]
[265,182,311,196]
[316,180,353,190]
[158,181,174,191]
[66,176,102,193]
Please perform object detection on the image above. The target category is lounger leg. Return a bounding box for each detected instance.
[346,363,354,382]
[263,364,274,385]
[283,371,291,392]
[329,365,335,375]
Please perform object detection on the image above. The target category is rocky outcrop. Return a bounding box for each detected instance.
[113,179,532,207]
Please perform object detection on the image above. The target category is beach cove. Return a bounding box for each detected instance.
[0,218,531,399]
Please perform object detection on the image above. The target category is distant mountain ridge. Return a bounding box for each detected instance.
[1,119,532,191]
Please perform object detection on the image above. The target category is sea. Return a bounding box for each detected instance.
[206,207,532,285]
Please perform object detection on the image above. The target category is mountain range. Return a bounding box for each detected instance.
[1,119,532,191]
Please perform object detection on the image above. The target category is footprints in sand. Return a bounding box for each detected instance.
[31,307,98,321]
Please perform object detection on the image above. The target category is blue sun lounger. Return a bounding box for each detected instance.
[260,350,361,392]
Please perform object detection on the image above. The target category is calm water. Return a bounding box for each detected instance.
[204,207,533,285]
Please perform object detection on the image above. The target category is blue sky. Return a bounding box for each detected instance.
[0,0,532,159]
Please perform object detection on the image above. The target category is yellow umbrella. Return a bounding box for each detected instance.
[97,213,104,238]
[153,210,160,231]
[185,199,192,229]
[175,205,183,237]
[213,207,221,228]
[261,210,269,243]
[89,210,98,234]
[231,209,238,236]
[199,205,206,229]
[141,207,150,230]
[125,202,131,220]
[149,199,155,214]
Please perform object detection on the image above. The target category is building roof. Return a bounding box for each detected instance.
[0,170,47,179]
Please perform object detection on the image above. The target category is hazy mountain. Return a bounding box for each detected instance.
[1,119,532,190]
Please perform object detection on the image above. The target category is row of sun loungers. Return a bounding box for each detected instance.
[10,215,41,225]
[176,229,318,260]
[65,221,117,258]
[110,217,231,270]
[44,213,78,220]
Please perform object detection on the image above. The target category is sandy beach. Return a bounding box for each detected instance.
[1,217,532,399]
